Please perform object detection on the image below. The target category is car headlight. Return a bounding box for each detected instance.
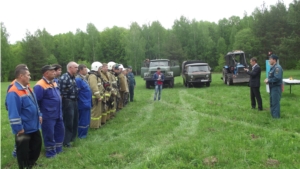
[206,74,209,77]
[191,75,193,78]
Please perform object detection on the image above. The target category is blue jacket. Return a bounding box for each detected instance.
[34,78,63,119]
[127,72,136,86]
[153,72,165,86]
[76,75,92,109]
[268,63,283,87]
[6,81,41,134]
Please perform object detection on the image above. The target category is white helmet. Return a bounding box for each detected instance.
[108,61,116,70]
[86,68,90,73]
[119,64,124,69]
[91,61,102,71]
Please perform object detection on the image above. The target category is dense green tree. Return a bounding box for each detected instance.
[1,22,13,81]
[125,22,146,74]
[21,31,47,80]
[100,26,127,64]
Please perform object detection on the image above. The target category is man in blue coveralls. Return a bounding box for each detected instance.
[264,55,283,118]
[75,64,92,138]
[127,66,136,102]
[34,65,65,158]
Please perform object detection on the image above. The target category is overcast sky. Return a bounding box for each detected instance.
[1,0,294,44]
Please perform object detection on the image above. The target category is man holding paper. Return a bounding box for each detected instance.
[244,57,263,111]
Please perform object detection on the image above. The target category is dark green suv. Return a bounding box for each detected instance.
[182,60,212,87]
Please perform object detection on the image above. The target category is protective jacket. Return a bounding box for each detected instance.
[76,74,92,110]
[34,78,62,119]
[6,81,41,134]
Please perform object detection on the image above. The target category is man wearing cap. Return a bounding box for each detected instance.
[60,61,79,147]
[153,67,165,101]
[75,64,92,138]
[264,54,283,118]
[127,66,136,102]
[34,65,65,158]
[6,65,42,168]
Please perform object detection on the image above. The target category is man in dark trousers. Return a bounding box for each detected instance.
[127,66,136,102]
[60,61,79,147]
[6,65,42,168]
[244,57,263,111]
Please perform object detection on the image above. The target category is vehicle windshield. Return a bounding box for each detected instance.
[188,65,209,73]
[231,53,246,65]
[149,61,169,67]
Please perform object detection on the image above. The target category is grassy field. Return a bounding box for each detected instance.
[1,71,300,169]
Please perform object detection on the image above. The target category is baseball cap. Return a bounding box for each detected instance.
[128,66,132,69]
[42,65,56,74]
[269,54,278,61]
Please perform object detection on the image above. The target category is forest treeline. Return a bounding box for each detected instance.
[1,0,300,81]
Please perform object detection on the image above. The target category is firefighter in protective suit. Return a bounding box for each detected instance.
[88,62,104,128]
[99,63,113,124]
[107,61,118,117]
[118,64,127,110]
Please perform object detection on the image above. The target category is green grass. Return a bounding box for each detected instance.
[1,70,300,168]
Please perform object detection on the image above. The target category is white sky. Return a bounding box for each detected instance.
[1,0,294,44]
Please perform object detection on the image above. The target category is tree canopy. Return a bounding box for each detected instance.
[1,0,300,81]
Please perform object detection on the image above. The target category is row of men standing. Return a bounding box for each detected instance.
[6,61,135,169]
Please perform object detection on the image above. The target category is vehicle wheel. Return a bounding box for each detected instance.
[227,77,233,86]
[223,72,227,84]
[186,82,190,88]
[206,82,210,87]
[146,81,150,89]
[169,79,174,88]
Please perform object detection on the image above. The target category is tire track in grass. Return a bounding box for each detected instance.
[125,89,199,169]
[162,90,300,138]
[105,98,155,141]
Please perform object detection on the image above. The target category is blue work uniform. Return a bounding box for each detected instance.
[75,74,92,139]
[6,81,42,168]
[268,63,283,118]
[34,78,65,158]
[127,72,136,102]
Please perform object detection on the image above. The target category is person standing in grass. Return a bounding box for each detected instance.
[6,65,43,168]
[153,67,164,101]
[5,64,29,158]
[244,57,263,111]
[264,54,283,118]
[75,64,92,138]
[60,61,79,147]
[88,61,105,128]
[127,66,136,102]
[118,65,127,110]
[34,65,65,158]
